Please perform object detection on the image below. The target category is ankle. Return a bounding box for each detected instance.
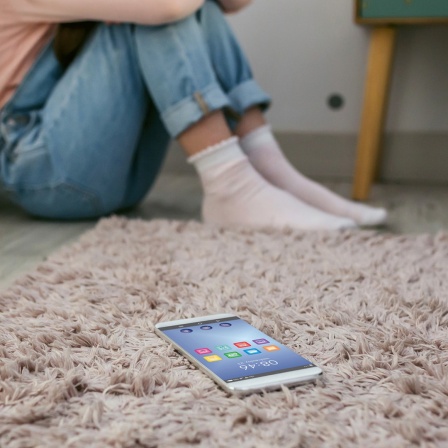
[239,124,274,152]
[178,111,233,157]
[187,137,242,171]
[235,107,267,138]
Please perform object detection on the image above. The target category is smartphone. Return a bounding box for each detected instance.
[155,313,322,395]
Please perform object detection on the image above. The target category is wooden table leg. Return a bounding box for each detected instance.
[352,26,397,201]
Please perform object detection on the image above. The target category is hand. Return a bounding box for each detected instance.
[218,0,252,14]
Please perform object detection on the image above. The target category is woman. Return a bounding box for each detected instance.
[0,0,387,229]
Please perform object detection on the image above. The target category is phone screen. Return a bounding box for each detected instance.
[158,316,315,383]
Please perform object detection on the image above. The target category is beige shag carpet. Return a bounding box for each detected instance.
[1,217,448,448]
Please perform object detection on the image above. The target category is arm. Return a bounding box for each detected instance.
[217,0,252,14]
[11,0,205,25]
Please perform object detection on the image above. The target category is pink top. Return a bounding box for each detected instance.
[0,0,205,108]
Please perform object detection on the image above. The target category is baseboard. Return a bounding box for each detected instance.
[162,132,448,184]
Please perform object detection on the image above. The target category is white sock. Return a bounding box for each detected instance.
[188,137,357,230]
[240,125,388,226]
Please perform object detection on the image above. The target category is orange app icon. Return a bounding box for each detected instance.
[263,345,280,352]
[204,355,222,362]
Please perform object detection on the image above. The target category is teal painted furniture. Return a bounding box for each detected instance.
[358,0,448,22]
[352,0,448,200]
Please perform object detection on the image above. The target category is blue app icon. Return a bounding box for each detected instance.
[244,348,261,355]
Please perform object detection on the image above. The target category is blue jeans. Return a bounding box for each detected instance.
[0,1,270,219]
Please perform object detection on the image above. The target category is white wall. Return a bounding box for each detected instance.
[228,0,448,133]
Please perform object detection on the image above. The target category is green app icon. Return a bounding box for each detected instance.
[224,351,242,358]
[216,345,231,351]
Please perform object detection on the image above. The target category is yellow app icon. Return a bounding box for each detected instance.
[263,345,280,352]
[204,355,222,362]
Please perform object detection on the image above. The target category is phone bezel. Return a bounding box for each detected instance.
[155,313,323,395]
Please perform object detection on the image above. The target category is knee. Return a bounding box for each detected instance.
[201,0,224,18]
[86,23,138,62]
[134,6,202,38]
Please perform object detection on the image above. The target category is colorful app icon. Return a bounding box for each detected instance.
[216,344,231,351]
[234,341,251,348]
[219,323,232,327]
[253,338,269,345]
[195,348,212,355]
[244,348,262,355]
[204,355,222,362]
[263,345,280,352]
[180,328,193,333]
[200,325,213,330]
[224,351,242,358]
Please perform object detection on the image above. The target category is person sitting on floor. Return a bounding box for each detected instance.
[0,0,387,229]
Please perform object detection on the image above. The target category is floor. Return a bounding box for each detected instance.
[1,172,448,291]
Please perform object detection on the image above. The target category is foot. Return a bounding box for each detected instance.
[190,138,357,230]
[240,126,388,227]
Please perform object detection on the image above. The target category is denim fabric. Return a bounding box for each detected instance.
[0,0,271,219]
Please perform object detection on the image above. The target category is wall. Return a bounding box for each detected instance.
[228,0,448,133]
[164,1,448,183]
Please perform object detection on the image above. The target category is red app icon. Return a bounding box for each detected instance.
[234,341,251,348]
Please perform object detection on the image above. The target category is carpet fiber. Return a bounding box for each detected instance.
[1,217,448,447]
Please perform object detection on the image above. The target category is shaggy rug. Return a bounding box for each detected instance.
[1,217,448,448]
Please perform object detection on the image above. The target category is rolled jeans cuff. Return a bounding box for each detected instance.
[161,83,231,138]
[227,79,271,117]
